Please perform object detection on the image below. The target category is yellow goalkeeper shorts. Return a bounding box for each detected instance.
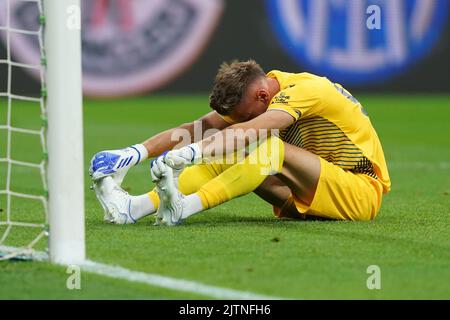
[293,157,384,221]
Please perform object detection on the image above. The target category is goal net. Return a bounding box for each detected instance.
[0,0,85,263]
[0,0,48,260]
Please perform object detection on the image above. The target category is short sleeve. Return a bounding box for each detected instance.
[268,82,320,120]
[267,91,301,120]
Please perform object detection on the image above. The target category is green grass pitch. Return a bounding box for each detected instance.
[0,94,449,299]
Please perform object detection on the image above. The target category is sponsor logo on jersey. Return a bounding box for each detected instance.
[273,92,291,104]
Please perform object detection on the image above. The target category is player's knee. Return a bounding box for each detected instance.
[247,135,285,174]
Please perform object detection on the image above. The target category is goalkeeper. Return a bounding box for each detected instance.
[90,60,390,225]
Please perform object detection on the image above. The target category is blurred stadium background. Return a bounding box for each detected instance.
[0,0,449,299]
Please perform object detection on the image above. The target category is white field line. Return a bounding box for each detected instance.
[0,246,282,300]
[81,260,282,300]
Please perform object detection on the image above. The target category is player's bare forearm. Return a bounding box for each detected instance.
[199,110,294,159]
[142,111,230,158]
[141,125,191,158]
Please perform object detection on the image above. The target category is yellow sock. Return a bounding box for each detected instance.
[147,136,284,210]
[146,162,227,208]
[197,136,285,209]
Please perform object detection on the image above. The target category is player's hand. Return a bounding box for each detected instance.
[90,146,140,182]
[163,144,202,170]
[150,154,168,182]
[151,153,183,184]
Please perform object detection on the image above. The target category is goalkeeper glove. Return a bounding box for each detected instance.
[90,144,147,185]
[163,143,202,170]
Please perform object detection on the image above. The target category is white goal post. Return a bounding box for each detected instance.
[0,0,85,264]
[45,0,85,264]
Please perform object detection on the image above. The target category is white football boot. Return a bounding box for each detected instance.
[93,176,136,224]
[151,157,183,226]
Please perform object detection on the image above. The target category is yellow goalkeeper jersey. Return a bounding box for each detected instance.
[266,70,391,193]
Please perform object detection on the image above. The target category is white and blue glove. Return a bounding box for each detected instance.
[90,144,147,185]
[164,143,202,170]
[150,152,169,183]
[150,144,201,182]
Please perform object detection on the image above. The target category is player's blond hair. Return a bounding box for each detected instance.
[209,60,265,115]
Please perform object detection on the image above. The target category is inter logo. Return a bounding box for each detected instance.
[0,0,223,97]
[266,0,448,85]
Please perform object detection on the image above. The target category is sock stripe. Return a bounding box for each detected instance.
[128,199,136,223]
